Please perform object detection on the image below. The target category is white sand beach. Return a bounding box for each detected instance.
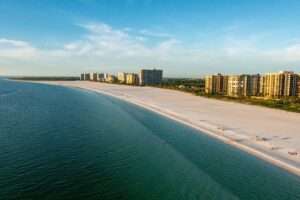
[35,81,300,176]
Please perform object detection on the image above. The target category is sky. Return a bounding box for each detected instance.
[0,0,300,77]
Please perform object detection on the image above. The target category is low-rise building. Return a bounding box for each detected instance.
[139,69,163,85]
[126,73,139,85]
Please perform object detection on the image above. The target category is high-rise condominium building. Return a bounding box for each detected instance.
[81,73,97,81]
[227,75,249,97]
[297,74,300,98]
[126,73,139,85]
[103,73,110,80]
[262,71,297,98]
[117,72,127,83]
[205,74,261,97]
[249,74,261,96]
[139,69,163,85]
[91,73,98,81]
[205,74,228,95]
[98,73,105,82]
[106,74,117,83]
[80,73,85,80]
[84,73,91,81]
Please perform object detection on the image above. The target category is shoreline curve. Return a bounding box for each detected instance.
[21,80,300,177]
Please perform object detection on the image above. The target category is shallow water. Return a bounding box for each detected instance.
[0,79,300,200]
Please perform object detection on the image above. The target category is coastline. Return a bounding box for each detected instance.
[25,80,300,177]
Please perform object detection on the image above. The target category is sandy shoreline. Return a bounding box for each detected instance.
[27,80,300,176]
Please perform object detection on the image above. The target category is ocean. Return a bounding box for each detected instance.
[0,79,300,200]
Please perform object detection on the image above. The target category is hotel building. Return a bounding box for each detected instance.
[139,69,163,86]
[126,73,139,85]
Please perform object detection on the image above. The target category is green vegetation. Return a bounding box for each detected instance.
[158,78,205,94]
[158,78,300,113]
[203,95,300,113]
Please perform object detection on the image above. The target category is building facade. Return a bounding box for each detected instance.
[98,73,105,82]
[103,73,110,80]
[91,73,98,81]
[283,72,297,96]
[227,75,248,97]
[126,73,139,85]
[106,74,117,83]
[139,69,163,85]
[262,71,297,98]
[205,74,228,95]
[249,74,261,96]
[297,74,300,98]
[80,73,85,80]
[84,73,91,81]
[117,72,127,83]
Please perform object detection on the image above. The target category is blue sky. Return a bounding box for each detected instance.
[0,0,300,77]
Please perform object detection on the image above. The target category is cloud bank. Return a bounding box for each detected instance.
[1,22,300,76]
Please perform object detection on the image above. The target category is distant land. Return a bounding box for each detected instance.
[7,74,300,113]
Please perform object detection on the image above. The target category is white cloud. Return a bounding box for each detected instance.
[61,22,180,61]
[1,22,300,76]
[0,38,37,59]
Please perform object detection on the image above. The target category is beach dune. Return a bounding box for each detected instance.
[36,81,300,176]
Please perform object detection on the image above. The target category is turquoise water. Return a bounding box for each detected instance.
[0,79,300,200]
